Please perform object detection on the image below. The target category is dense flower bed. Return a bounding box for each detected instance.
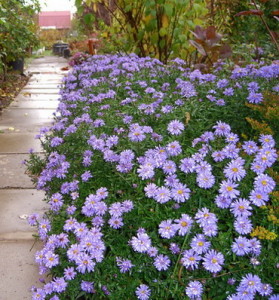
[26,54,279,300]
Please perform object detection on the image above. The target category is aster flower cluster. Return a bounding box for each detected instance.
[26,54,278,299]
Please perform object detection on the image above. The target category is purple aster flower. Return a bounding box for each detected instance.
[49,193,64,212]
[66,205,76,215]
[167,120,185,135]
[50,137,63,147]
[153,254,171,271]
[81,281,95,293]
[190,234,211,254]
[109,202,124,217]
[162,160,177,175]
[230,198,252,217]
[259,134,275,148]
[144,183,158,198]
[224,160,246,182]
[234,216,253,235]
[247,92,263,104]
[154,186,171,204]
[28,213,39,226]
[203,223,218,237]
[249,238,261,256]
[213,121,231,136]
[44,251,59,268]
[137,163,155,180]
[171,183,191,203]
[121,200,134,212]
[63,267,76,280]
[232,236,251,256]
[116,257,134,273]
[219,180,240,199]
[180,157,196,173]
[195,208,217,227]
[212,150,226,162]
[215,195,232,209]
[128,129,146,142]
[130,232,151,253]
[196,171,215,189]
[254,174,275,193]
[203,250,224,273]
[185,281,203,299]
[158,219,177,239]
[181,249,202,270]
[239,273,262,294]
[169,243,181,254]
[222,144,240,159]
[223,87,234,96]
[32,288,46,300]
[76,253,95,273]
[164,174,180,188]
[108,216,124,229]
[255,148,277,168]
[217,79,229,88]
[174,214,193,236]
[52,277,67,293]
[242,141,259,155]
[259,283,273,296]
[135,284,151,300]
[81,170,93,182]
[147,246,158,257]
[166,141,182,156]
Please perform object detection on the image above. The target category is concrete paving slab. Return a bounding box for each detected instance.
[0,240,44,300]
[0,189,46,234]
[21,88,60,94]
[0,132,42,153]
[0,154,35,188]
[24,84,61,89]
[0,108,55,132]
[15,93,60,101]
[10,100,59,109]
[28,74,65,82]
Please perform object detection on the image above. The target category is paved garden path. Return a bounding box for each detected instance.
[0,55,69,299]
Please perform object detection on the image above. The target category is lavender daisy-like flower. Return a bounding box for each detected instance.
[254,174,275,193]
[224,160,246,182]
[239,273,262,294]
[144,183,158,198]
[190,234,211,254]
[180,157,196,173]
[234,216,253,235]
[166,141,182,156]
[181,249,202,270]
[219,180,240,199]
[135,284,151,300]
[232,236,251,256]
[185,281,203,299]
[259,283,273,296]
[174,214,193,236]
[76,253,95,273]
[171,183,191,203]
[130,232,151,253]
[81,281,95,293]
[63,267,77,280]
[167,120,185,135]
[259,134,275,148]
[116,257,134,273]
[154,186,171,204]
[203,250,224,273]
[249,189,269,206]
[153,254,171,271]
[137,163,155,180]
[213,121,231,136]
[158,219,177,239]
[196,171,215,189]
[195,208,217,227]
[108,216,124,229]
[215,194,232,209]
[242,141,259,155]
[230,198,252,217]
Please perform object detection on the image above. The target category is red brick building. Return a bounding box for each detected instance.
[38,11,71,29]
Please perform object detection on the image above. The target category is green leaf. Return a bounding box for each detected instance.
[159,27,167,37]
[164,3,173,17]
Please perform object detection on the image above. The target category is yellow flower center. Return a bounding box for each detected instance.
[181,221,188,227]
[227,186,233,191]
[198,241,204,246]
[211,258,217,263]
[232,167,238,173]
[189,257,195,261]
[261,180,267,186]
[177,190,183,195]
